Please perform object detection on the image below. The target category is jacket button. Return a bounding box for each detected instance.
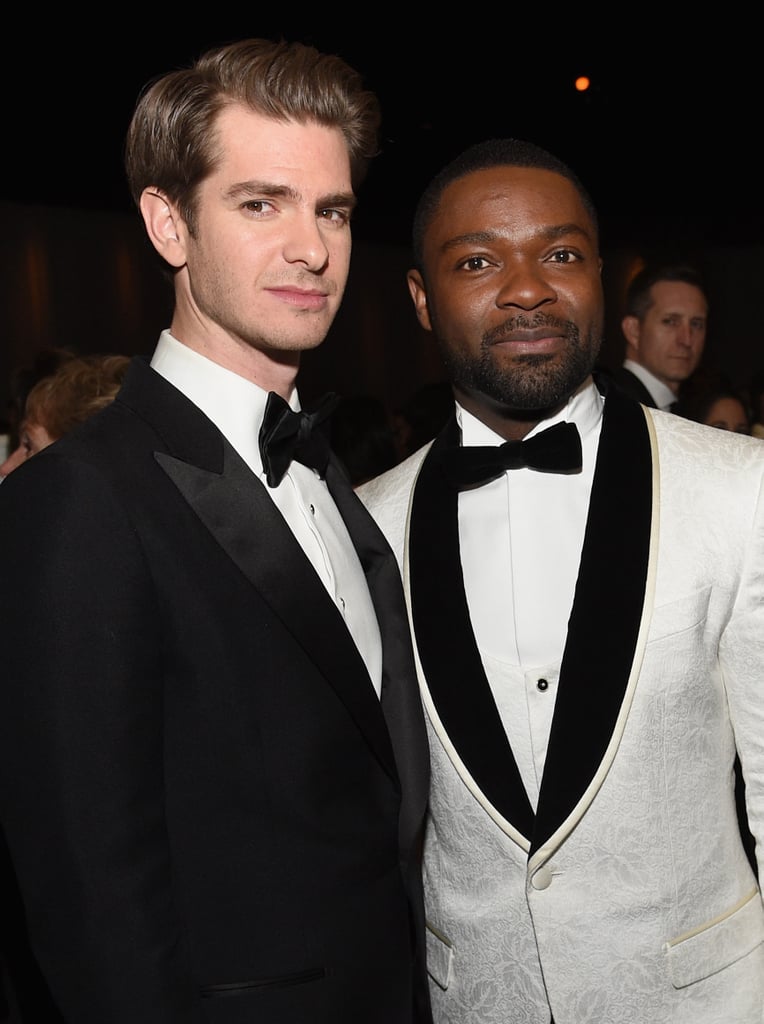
[537,678,549,691]
[531,865,553,890]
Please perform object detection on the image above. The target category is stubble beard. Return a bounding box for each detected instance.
[439,314,602,412]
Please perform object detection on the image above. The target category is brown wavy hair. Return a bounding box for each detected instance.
[25,354,130,441]
[124,38,381,235]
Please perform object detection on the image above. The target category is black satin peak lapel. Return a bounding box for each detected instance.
[325,458,430,853]
[155,440,396,780]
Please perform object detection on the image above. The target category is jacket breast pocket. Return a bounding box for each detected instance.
[664,888,764,988]
[647,586,712,645]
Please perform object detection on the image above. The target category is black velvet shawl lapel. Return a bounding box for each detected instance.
[532,386,652,851]
[409,388,653,845]
[409,414,536,836]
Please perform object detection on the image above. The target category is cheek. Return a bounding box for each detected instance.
[558,279,603,325]
[27,424,55,453]
[432,288,484,336]
[641,331,666,358]
[330,237,351,282]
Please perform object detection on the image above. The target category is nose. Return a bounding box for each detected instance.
[282,214,330,273]
[496,262,556,310]
[676,322,692,347]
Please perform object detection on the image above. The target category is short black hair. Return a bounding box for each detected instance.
[411,137,598,272]
[624,263,709,320]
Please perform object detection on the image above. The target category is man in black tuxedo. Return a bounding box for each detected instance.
[0,39,431,1024]
[607,262,708,410]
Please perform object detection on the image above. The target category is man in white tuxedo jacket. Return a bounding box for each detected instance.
[358,138,764,1023]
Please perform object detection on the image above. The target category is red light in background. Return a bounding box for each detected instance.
[575,76,591,92]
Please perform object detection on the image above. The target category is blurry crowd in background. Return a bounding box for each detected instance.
[3,259,763,488]
[0,350,130,477]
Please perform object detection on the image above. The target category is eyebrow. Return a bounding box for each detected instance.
[440,222,593,253]
[225,180,356,211]
[661,310,707,320]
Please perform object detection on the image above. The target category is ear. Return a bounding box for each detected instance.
[407,269,433,332]
[139,189,187,268]
[621,314,641,350]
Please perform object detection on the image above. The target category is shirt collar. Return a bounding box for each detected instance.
[622,359,676,411]
[149,330,301,472]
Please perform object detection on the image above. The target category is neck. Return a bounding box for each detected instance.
[454,375,591,442]
[168,319,300,400]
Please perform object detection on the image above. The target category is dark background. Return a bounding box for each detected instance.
[2,22,762,416]
[2,24,759,249]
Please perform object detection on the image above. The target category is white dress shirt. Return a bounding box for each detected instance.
[622,358,676,411]
[150,330,383,697]
[457,380,604,805]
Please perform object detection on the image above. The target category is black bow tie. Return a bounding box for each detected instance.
[441,421,582,490]
[259,391,339,488]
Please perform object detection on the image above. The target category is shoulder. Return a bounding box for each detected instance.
[357,443,430,509]
[646,409,764,513]
[607,365,636,382]
[647,405,761,454]
[356,443,432,556]
[599,365,656,406]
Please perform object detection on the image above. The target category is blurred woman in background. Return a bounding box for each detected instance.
[0,354,129,479]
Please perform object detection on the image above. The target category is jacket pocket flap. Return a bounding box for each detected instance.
[664,889,764,989]
[425,921,454,991]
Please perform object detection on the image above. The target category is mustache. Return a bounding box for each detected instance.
[484,314,576,345]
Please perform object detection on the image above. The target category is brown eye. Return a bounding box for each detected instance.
[459,256,490,271]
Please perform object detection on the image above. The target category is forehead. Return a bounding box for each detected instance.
[709,396,745,416]
[213,104,352,187]
[432,165,595,239]
[649,280,708,315]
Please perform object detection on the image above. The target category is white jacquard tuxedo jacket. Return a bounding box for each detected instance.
[358,382,764,1024]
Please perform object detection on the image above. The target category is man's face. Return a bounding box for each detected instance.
[167,104,356,359]
[624,280,707,388]
[407,166,604,427]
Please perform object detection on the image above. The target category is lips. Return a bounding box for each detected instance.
[486,315,572,346]
[266,287,330,310]
[492,329,566,345]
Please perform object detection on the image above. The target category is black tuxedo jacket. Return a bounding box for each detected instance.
[604,365,658,407]
[0,357,432,1024]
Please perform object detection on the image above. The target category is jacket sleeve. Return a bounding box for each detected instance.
[718,465,764,889]
[0,451,208,1024]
